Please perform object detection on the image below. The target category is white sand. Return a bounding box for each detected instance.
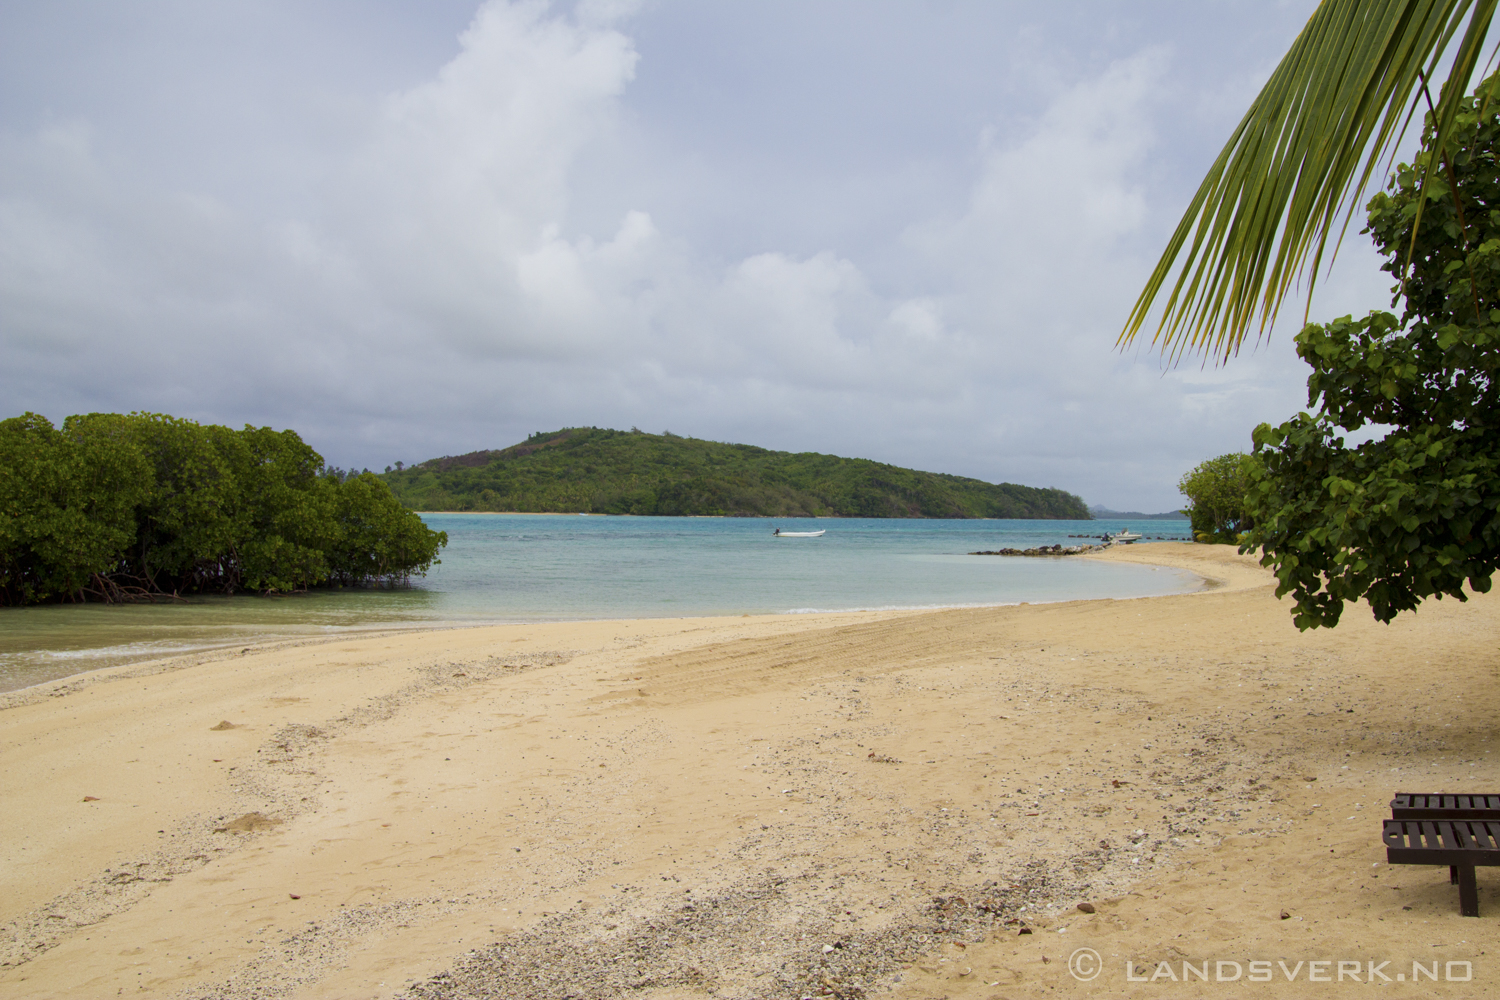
[2,542,1496,998]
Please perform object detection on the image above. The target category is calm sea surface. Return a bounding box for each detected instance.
[0,515,1195,692]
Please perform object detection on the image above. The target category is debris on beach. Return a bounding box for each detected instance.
[214,812,281,834]
[1067,534,1178,540]
[969,544,1097,557]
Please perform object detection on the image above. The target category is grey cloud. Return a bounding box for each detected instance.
[2,0,1389,511]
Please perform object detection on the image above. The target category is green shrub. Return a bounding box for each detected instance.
[0,412,446,605]
[1179,453,1256,543]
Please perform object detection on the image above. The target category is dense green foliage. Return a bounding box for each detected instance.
[383,428,1091,519]
[1178,453,1255,543]
[0,412,446,605]
[1245,76,1500,628]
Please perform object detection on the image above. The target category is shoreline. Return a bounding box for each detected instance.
[416,511,1188,522]
[5,543,1492,997]
[0,543,1210,698]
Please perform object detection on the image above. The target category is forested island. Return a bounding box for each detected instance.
[1,412,446,606]
[1088,505,1188,520]
[382,427,1090,519]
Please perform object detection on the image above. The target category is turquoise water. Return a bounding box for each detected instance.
[0,515,1195,692]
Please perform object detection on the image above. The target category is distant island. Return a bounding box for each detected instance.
[382,427,1091,519]
[1088,505,1188,520]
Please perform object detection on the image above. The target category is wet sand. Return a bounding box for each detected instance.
[2,542,1497,998]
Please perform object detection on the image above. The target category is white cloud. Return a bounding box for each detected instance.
[1,1,1379,510]
[327,0,642,355]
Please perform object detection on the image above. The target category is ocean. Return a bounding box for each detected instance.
[0,514,1197,692]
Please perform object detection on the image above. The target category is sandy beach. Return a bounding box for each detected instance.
[2,541,1497,998]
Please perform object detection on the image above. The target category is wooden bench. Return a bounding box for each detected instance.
[1390,793,1500,820]
[1385,793,1500,916]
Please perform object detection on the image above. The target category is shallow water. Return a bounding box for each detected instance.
[0,515,1194,692]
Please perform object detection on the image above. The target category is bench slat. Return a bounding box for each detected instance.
[1384,819,1500,865]
[1390,791,1500,820]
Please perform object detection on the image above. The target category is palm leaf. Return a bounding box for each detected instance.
[1120,0,1497,364]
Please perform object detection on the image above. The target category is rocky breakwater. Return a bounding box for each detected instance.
[969,543,1099,557]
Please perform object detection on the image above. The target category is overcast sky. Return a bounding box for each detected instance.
[1,0,1408,511]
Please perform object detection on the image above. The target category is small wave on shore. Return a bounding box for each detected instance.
[1,515,1196,692]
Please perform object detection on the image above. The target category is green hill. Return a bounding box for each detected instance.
[381,427,1090,519]
[1089,505,1188,520]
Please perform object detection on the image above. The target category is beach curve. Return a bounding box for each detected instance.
[1,550,1496,998]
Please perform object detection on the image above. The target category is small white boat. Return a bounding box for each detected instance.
[1112,530,1142,543]
[774,529,826,537]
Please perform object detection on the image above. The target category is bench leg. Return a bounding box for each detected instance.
[1457,864,1480,917]
[1451,865,1459,885]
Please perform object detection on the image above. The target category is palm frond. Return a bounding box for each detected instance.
[1120,0,1497,365]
